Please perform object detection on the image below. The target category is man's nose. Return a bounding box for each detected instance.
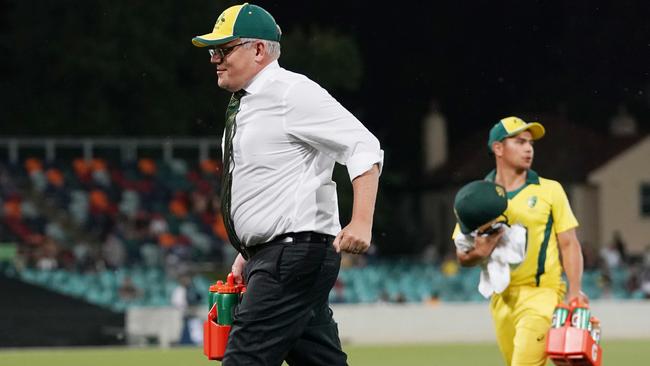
[210,54,223,64]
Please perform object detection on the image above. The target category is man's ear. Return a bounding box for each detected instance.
[492,141,503,157]
[254,41,266,60]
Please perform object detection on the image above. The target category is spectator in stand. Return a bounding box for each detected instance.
[169,192,189,219]
[172,274,203,345]
[190,191,208,216]
[149,213,169,237]
[44,167,67,206]
[91,159,111,187]
[137,158,157,177]
[441,252,459,277]
[35,237,59,270]
[612,231,628,265]
[118,275,143,302]
[600,241,622,271]
[643,245,650,268]
[200,159,219,176]
[102,233,127,270]
[72,158,92,185]
[171,274,202,312]
[73,241,96,272]
[637,264,650,299]
[24,158,43,176]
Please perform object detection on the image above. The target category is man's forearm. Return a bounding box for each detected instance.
[350,164,380,225]
[561,243,583,295]
[455,229,503,267]
[558,230,584,298]
[457,248,486,267]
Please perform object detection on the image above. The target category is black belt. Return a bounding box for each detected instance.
[242,231,334,259]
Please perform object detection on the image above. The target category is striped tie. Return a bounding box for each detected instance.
[221,90,246,257]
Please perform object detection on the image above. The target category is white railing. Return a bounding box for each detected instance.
[0,137,221,164]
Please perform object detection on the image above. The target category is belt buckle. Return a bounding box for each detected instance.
[279,235,295,244]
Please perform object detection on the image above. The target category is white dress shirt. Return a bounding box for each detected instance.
[224,61,384,247]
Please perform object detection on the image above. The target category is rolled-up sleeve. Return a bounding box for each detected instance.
[283,80,384,181]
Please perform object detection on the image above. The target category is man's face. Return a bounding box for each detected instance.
[495,130,535,170]
[209,39,258,92]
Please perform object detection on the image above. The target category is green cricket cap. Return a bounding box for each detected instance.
[454,180,508,234]
[192,3,281,47]
[487,116,546,152]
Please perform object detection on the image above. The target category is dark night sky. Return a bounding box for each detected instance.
[1,0,649,175]
[0,0,648,252]
[259,0,650,162]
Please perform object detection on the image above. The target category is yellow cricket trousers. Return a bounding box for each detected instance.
[490,286,564,366]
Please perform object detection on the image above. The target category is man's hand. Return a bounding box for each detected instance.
[335,164,379,255]
[333,221,371,255]
[231,253,247,284]
[457,228,505,267]
[474,228,505,257]
[567,289,589,305]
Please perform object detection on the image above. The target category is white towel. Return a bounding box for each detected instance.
[454,224,527,298]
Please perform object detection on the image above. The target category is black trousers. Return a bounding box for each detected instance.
[222,238,348,366]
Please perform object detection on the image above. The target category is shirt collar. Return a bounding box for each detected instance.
[242,60,280,95]
[484,169,540,185]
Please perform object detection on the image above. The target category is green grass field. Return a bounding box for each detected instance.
[0,340,647,366]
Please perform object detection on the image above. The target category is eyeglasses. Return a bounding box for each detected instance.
[208,41,253,60]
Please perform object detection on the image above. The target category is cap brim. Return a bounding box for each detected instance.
[191,33,238,47]
[509,122,546,140]
[526,122,545,140]
[459,221,472,235]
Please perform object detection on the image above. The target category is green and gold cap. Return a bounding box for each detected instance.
[454,180,508,234]
[192,3,281,47]
[487,116,545,152]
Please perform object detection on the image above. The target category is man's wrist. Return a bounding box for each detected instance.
[349,216,373,228]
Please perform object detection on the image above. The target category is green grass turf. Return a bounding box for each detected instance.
[0,340,647,366]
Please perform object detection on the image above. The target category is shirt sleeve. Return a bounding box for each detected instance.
[283,80,384,181]
[551,181,579,233]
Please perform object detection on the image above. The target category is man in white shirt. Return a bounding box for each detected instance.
[192,3,383,365]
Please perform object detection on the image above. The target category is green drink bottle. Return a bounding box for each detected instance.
[569,299,591,329]
[204,272,246,361]
[551,303,570,328]
[215,273,241,326]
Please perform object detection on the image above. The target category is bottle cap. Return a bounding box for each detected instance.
[590,315,600,324]
[215,273,244,294]
[209,280,223,293]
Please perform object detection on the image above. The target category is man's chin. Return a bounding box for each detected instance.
[217,79,232,92]
[520,162,533,170]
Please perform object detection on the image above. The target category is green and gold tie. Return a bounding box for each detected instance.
[221,90,246,256]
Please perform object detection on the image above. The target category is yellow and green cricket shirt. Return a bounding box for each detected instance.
[453,169,579,290]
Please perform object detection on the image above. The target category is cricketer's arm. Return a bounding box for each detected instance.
[456,229,504,267]
[557,228,589,303]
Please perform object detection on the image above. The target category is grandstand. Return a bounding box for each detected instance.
[1,139,644,297]
[0,137,648,349]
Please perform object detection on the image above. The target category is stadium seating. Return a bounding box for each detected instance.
[0,158,642,312]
